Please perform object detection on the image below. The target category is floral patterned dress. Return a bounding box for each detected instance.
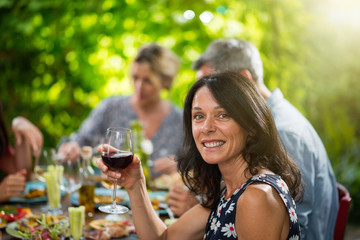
[204,174,300,240]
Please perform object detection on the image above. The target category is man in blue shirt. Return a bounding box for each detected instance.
[168,39,339,240]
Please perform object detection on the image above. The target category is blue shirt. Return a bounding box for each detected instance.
[266,89,339,240]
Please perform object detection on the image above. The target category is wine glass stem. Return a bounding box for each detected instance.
[112,179,117,209]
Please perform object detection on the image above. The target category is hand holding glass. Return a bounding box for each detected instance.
[98,127,134,214]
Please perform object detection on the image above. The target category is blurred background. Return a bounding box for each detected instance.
[1,0,359,227]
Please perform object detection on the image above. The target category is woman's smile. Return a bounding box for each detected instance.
[202,140,225,148]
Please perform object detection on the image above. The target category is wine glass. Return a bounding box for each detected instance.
[57,156,82,195]
[100,171,121,189]
[98,127,134,214]
[34,148,56,182]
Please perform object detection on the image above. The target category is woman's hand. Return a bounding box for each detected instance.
[57,141,81,162]
[0,169,26,202]
[96,145,144,191]
[12,116,43,157]
[153,155,178,175]
[168,186,200,217]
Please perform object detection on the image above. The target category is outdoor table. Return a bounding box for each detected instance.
[0,188,174,239]
[0,171,175,240]
[1,192,139,240]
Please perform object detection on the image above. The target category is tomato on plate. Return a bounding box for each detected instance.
[0,205,29,222]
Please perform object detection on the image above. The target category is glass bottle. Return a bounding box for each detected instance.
[130,120,153,188]
[78,146,96,217]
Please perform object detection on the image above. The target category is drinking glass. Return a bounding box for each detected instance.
[68,206,85,240]
[100,171,121,189]
[98,127,134,214]
[57,157,82,195]
[34,148,57,213]
[44,165,63,216]
[34,148,56,182]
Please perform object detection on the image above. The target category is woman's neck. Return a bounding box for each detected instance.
[219,157,250,199]
[222,165,274,199]
[130,95,170,139]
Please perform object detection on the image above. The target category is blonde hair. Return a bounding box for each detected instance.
[135,43,181,90]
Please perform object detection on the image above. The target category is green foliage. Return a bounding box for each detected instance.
[1,0,359,223]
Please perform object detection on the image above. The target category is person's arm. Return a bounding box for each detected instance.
[166,203,210,240]
[58,98,111,161]
[236,184,290,240]
[13,137,32,180]
[12,116,43,157]
[128,175,209,240]
[96,148,209,240]
[57,141,81,162]
[130,178,208,240]
[153,155,178,175]
[11,117,43,180]
[168,185,200,217]
[280,131,314,238]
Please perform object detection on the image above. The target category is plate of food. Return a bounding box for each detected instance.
[7,181,47,204]
[123,191,169,216]
[85,219,136,240]
[70,188,129,207]
[0,205,31,229]
[5,214,69,239]
[152,172,183,190]
[148,191,170,216]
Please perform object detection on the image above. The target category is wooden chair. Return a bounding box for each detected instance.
[333,183,352,240]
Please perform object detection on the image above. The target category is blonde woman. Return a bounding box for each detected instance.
[58,43,183,177]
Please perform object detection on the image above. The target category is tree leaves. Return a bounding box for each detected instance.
[1,0,359,222]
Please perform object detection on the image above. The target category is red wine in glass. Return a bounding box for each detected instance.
[101,151,133,171]
[98,127,134,214]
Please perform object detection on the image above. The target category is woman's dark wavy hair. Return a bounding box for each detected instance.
[178,71,303,209]
[0,100,9,157]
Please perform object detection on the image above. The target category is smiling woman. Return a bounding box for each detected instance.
[96,71,303,240]
[58,43,183,179]
[177,71,303,239]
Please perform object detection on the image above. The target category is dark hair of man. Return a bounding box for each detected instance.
[0,100,9,157]
[178,71,302,210]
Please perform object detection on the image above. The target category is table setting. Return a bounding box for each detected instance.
[0,128,180,240]
[0,175,177,239]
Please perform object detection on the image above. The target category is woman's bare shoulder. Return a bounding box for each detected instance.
[238,183,284,211]
[235,183,289,239]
